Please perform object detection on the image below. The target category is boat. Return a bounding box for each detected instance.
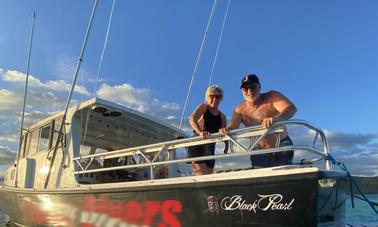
[0,96,347,226]
[0,2,349,226]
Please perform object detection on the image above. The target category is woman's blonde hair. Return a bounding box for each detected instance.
[205,85,224,101]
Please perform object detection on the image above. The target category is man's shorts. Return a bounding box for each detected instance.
[250,136,294,168]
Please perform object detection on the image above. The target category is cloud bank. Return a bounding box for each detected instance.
[2,70,90,96]
[0,146,16,165]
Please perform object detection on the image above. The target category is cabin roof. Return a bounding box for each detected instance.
[25,98,187,139]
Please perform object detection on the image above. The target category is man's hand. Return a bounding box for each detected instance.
[262,117,274,129]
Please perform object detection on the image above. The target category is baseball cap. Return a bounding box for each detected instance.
[240,74,260,89]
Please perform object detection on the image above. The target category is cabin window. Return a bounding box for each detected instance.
[38,124,51,152]
[19,134,27,159]
[25,129,39,156]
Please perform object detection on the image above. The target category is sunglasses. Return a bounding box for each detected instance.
[209,94,222,99]
[241,84,259,91]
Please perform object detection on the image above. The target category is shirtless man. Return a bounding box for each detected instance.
[220,74,297,167]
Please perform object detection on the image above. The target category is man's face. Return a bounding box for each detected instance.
[241,83,260,102]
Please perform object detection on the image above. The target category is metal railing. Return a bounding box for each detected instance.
[72,120,331,180]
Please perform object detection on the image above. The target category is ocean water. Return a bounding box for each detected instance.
[0,194,377,226]
[345,194,378,226]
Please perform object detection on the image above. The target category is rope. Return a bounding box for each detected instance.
[83,0,117,145]
[326,153,378,214]
[208,0,231,86]
[179,0,218,130]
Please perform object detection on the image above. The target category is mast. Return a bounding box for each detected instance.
[44,0,99,188]
[15,12,36,187]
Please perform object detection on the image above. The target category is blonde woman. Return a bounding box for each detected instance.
[188,85,227,175]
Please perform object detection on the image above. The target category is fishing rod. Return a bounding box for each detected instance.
[179,0,218,130]
[208,0,231,86]
[83,0,117,145]
[44,0,99,188]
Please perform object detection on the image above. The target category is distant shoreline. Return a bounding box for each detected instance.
[352,176,378,194]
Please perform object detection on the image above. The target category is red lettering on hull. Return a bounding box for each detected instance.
[20,195,183,227]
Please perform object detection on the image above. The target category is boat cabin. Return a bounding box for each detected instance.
[5,98,186,188]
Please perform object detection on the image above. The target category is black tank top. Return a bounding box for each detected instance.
[203,106,222,133]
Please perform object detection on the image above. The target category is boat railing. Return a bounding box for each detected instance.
[72,120,330,181]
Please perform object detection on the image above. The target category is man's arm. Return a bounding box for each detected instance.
[261,91,297,128]
[272,91,297,121]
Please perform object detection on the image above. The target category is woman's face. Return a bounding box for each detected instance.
[206,91,222,108]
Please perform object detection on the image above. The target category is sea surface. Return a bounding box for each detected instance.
[343,194,378,226]
[0,193,377,226]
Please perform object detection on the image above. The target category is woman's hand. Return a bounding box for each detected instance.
[219,128,229,135]
[198,131,210,139]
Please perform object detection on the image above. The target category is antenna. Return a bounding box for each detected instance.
[15,12,36,187]
[18,12,36,151]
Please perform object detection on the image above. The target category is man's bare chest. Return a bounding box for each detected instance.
[241,103,278,124]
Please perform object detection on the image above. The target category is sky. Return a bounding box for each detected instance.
[0,0,377,176]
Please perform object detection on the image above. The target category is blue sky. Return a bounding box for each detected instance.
[0,0,377,176]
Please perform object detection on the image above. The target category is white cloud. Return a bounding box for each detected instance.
[212,126,378,176]
[0,69,186,169]
[97,83,150,107]
[97,83,181,120]
[0,131,18,143]
[0,70,77,149]
[2,70,90,96]
[0,146,16,165]
[289,127,378,176]
[0,88,66,137]
[0,89,23,114]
